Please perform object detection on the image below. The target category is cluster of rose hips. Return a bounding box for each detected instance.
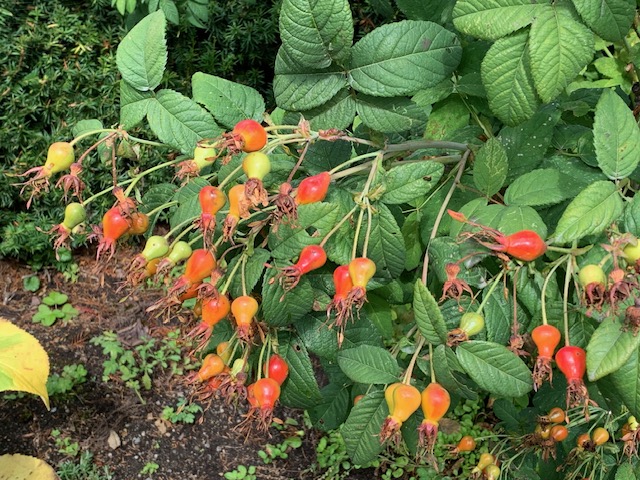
[471,452,500,479]
[380,381,451,460]
[31,118,383,434]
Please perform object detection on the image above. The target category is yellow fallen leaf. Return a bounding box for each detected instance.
[0,454,57,480]
[0,318,50,409]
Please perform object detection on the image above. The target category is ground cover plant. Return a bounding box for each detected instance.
[11,0,640,478]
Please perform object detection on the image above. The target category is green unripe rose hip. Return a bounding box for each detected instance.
[62,203,86,230]
[45,142,75,175]
[578,264,606,287]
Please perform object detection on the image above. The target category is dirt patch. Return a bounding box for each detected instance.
[0,248,348,479]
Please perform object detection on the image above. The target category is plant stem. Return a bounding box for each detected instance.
[320,204,358,247]
[563,247,575,346]
[402,335,426,385]
[81,178,135,206]
[146,200,178,218]
[220,253,244,295]
[329,151,380,175]
[428,343,436,383]
[69,128,117,146]
[540,257,567,326]
[421,150,471,284]
[383,140,468,153]
[124,157,184,197]
[218,164,244,189]
[475,269,506,314]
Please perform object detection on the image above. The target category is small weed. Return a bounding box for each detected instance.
[90,329,194,401]
[258,418,304,464]
[22,275,40,292]
[224,465,257,480]
[32,291,78,326]
[47,364,88,396]
[161,397,202,424]
[57,451,113,480]
[51,429,81,457]
[140,462,160,475]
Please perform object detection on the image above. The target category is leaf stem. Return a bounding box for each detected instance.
[124,157,184,197]
[220,253,245,295]
[319,204,358,248]
[563,246,576,346]
[475,269,506,315]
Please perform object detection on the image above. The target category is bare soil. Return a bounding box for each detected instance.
[0,248,348,480]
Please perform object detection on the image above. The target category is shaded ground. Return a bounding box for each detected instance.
[0,248,346,479]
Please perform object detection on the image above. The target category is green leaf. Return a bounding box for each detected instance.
[453,0,550,41]
[349,20,462,97]
[273,48,348,111]
[359,203,405,279]
[504,168,573,207]
[571,0,635,42]
[456,341,533,397]
[341,390,387,465]
[309,383,351,431]
[191,72,265,129]
[610,347,640,419]
[43,292,68,306]
[363,294,394,340]
[227,249,271,299]
[496,205,548,238]
[473,137,508,196]
[413,280,448,346]
[22,276,40,293]
[116,10,167,91]
[586,319,640,381]
[159,0,179,24]
[278,331,322,409]
[355,95,427,133]
[297,313,340,360]
[499,105,561,180]
[279,0,353,69]
[528,6,594,104]
[147,89,221,154]
[424,96,469,140]
[623,194,640,236]
[481,31,538,126]
[432,345,478,400]
[553,180,623,244]
[402,212,423,271]
[615,463,636,480]
[594,89,640,180]
[303,140,352,175]
[382,161,444,204]
[288,89,357,131]
[120,81,153,129]
[72,119,103,137]
[268,203,339,259]
[337,345,401,384]
[261,269,314,327]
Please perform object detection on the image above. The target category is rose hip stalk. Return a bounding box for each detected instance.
[417,383,450,456]
[231,295,259,342]
[531,324,561,391]
[555,345,593,417]
[90,206,132,261]
[242,151,271,209]
[380,383,421,444]
[188,294,231,351]
[279,245,327,291]
[295,172,331,205]
[195,185,227,246]
[448,210,547,262]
